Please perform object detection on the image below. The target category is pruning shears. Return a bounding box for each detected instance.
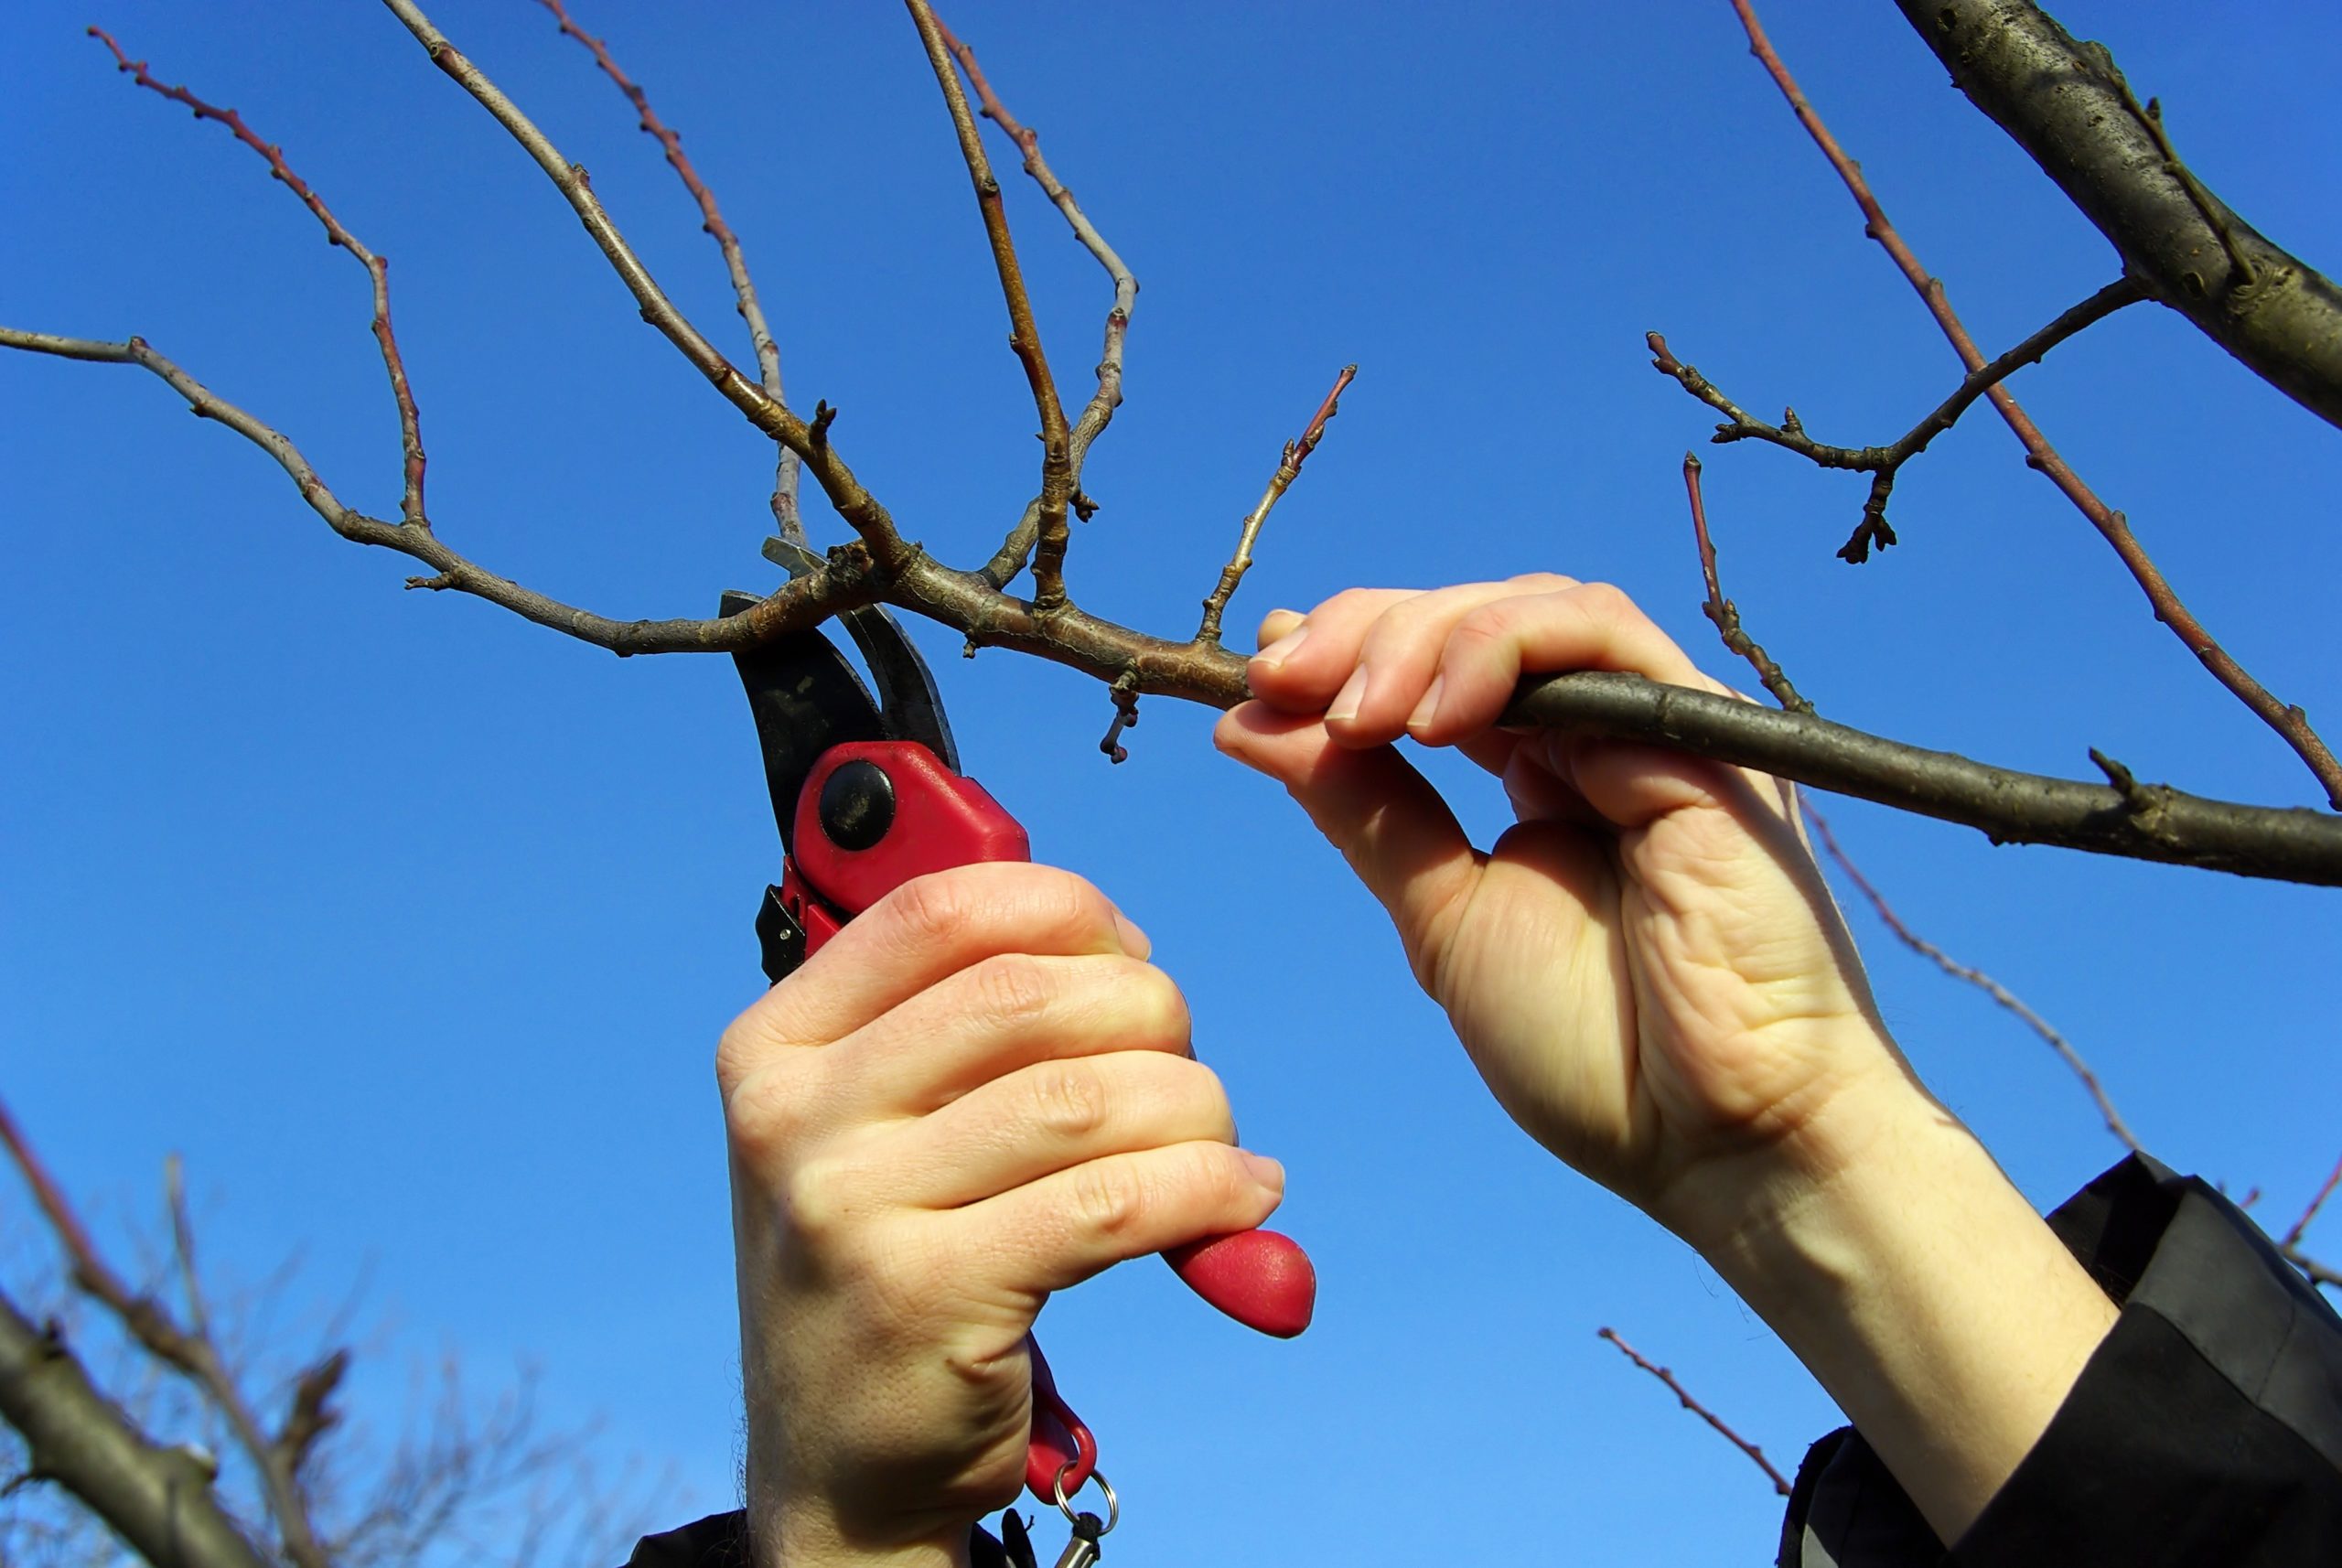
[724,542,1316,1510]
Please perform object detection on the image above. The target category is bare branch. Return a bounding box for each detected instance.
[88,27,429,527]
[0,328,877,655]
[1894,1,2342,432]
[1681,452,1810,714]
[1649,277,2144,561]
[1800,801,2141,1151]
[1502,671,2342,886]
[1724,0,2342,811]
[1196,365,1356,644]
[376,0,916,575]
[2281,1243,2341,1294]
[2283,1150,2342,1251]
[903,0,1076,610]
[532,0,804,546]
[1596,1327,1790,1497]
[0,1103,331,1568]
[0,1288,271,1568]
[928,12,1137,482]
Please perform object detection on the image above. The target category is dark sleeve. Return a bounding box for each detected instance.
[1777,1154,2342,1567]
[619,1511,1015,1568]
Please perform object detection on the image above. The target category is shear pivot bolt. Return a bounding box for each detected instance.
[820,759,896,851]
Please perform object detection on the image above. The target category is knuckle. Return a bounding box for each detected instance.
[1572,580,1634,621]
[721,1059,823,1164]
[1117,961,1193,1048]
[968,951,1060,1028]
[780,1153,864,1246]
[1176,1141,1253,1213]
[1068,1161,1148,1240]
[1030,1060,1112,1140]
[884,868,974,950]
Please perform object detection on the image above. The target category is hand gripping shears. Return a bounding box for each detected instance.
[725,550,1316,1506]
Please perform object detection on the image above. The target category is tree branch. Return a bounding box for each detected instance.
[1681,452,1810,713]
[1596,1328,1790,1497]
[1895,0,2342,432]
[2283,1150,2342,1251]
[1724,0,2342,811]
[0,328,877,655]
[0,1103,330,1568]
[532,0,804,546]
[376,0,918,579]
[903,0,1076,610]
[0,1289,272,1568]
[1649,277,2143,561]
[928,12,1136,489]
[1195,365,1355,644]
[88,27,429,528]
[1503,672,2342,886]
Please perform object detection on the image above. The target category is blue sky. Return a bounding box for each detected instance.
[5,2,2340,1561]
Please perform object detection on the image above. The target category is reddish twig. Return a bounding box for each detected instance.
[1196,365,1357,644]
[905,0,1075,611]
[1682,452,1810,713]
[1800,801,2142,1152]
[89,27,429,528]
[1725,0,2342,811]
[0,1099,332,1568]
[533,0,803,545]
[1596,1327,1791,1497]
[2283,1149,2342,1250]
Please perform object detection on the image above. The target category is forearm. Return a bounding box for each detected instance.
[1697,1069,2119,1545]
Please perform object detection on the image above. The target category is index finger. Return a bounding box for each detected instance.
[716,861,1145,1094]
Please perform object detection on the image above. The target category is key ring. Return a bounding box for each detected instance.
[1051,1461,1118,1539]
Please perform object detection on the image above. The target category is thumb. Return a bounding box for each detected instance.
[1214,701,1483,986]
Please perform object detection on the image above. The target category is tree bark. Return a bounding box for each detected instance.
[0,1290,273,1568]
[1897,0,2342,431]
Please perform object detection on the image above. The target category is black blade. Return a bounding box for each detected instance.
[722,590,887,853]
[760,538,962,773]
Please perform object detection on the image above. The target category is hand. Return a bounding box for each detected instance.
[1214,575,2117,1544]
[1213,575,1903,1248]
[717,863,1284,1568]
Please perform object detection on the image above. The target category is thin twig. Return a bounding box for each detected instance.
[1726,0,2342,811]
[1649,277,2143,561]
[2282,1149,2342,1250]
[1682,453,1810,713]
[1099,670,1140,765]
[1196,365,1356,644]
[904,0,1075,610]
[378,0,915,575]
[0,1101,332,1568]
[1596,1328,1791,1497]
[1799,801,2141,1152]
[533,0,803,545]
[88,27,429,528]
[0,327,876,654]
[2281,1242,2341,1293]
[929,12,1135,482]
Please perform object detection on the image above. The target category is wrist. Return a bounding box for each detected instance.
[1691,1069,2118,1544]
[744,1474,974,1568]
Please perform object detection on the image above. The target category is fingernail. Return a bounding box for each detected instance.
[1405,675,1445,736]
[1252,623,1310,671]
[1240,1150,1285,1190]
[1112,911,1154,960]
[1325,667,1368,725]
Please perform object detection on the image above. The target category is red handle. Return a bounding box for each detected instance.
[1164,1229,1316,1337]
